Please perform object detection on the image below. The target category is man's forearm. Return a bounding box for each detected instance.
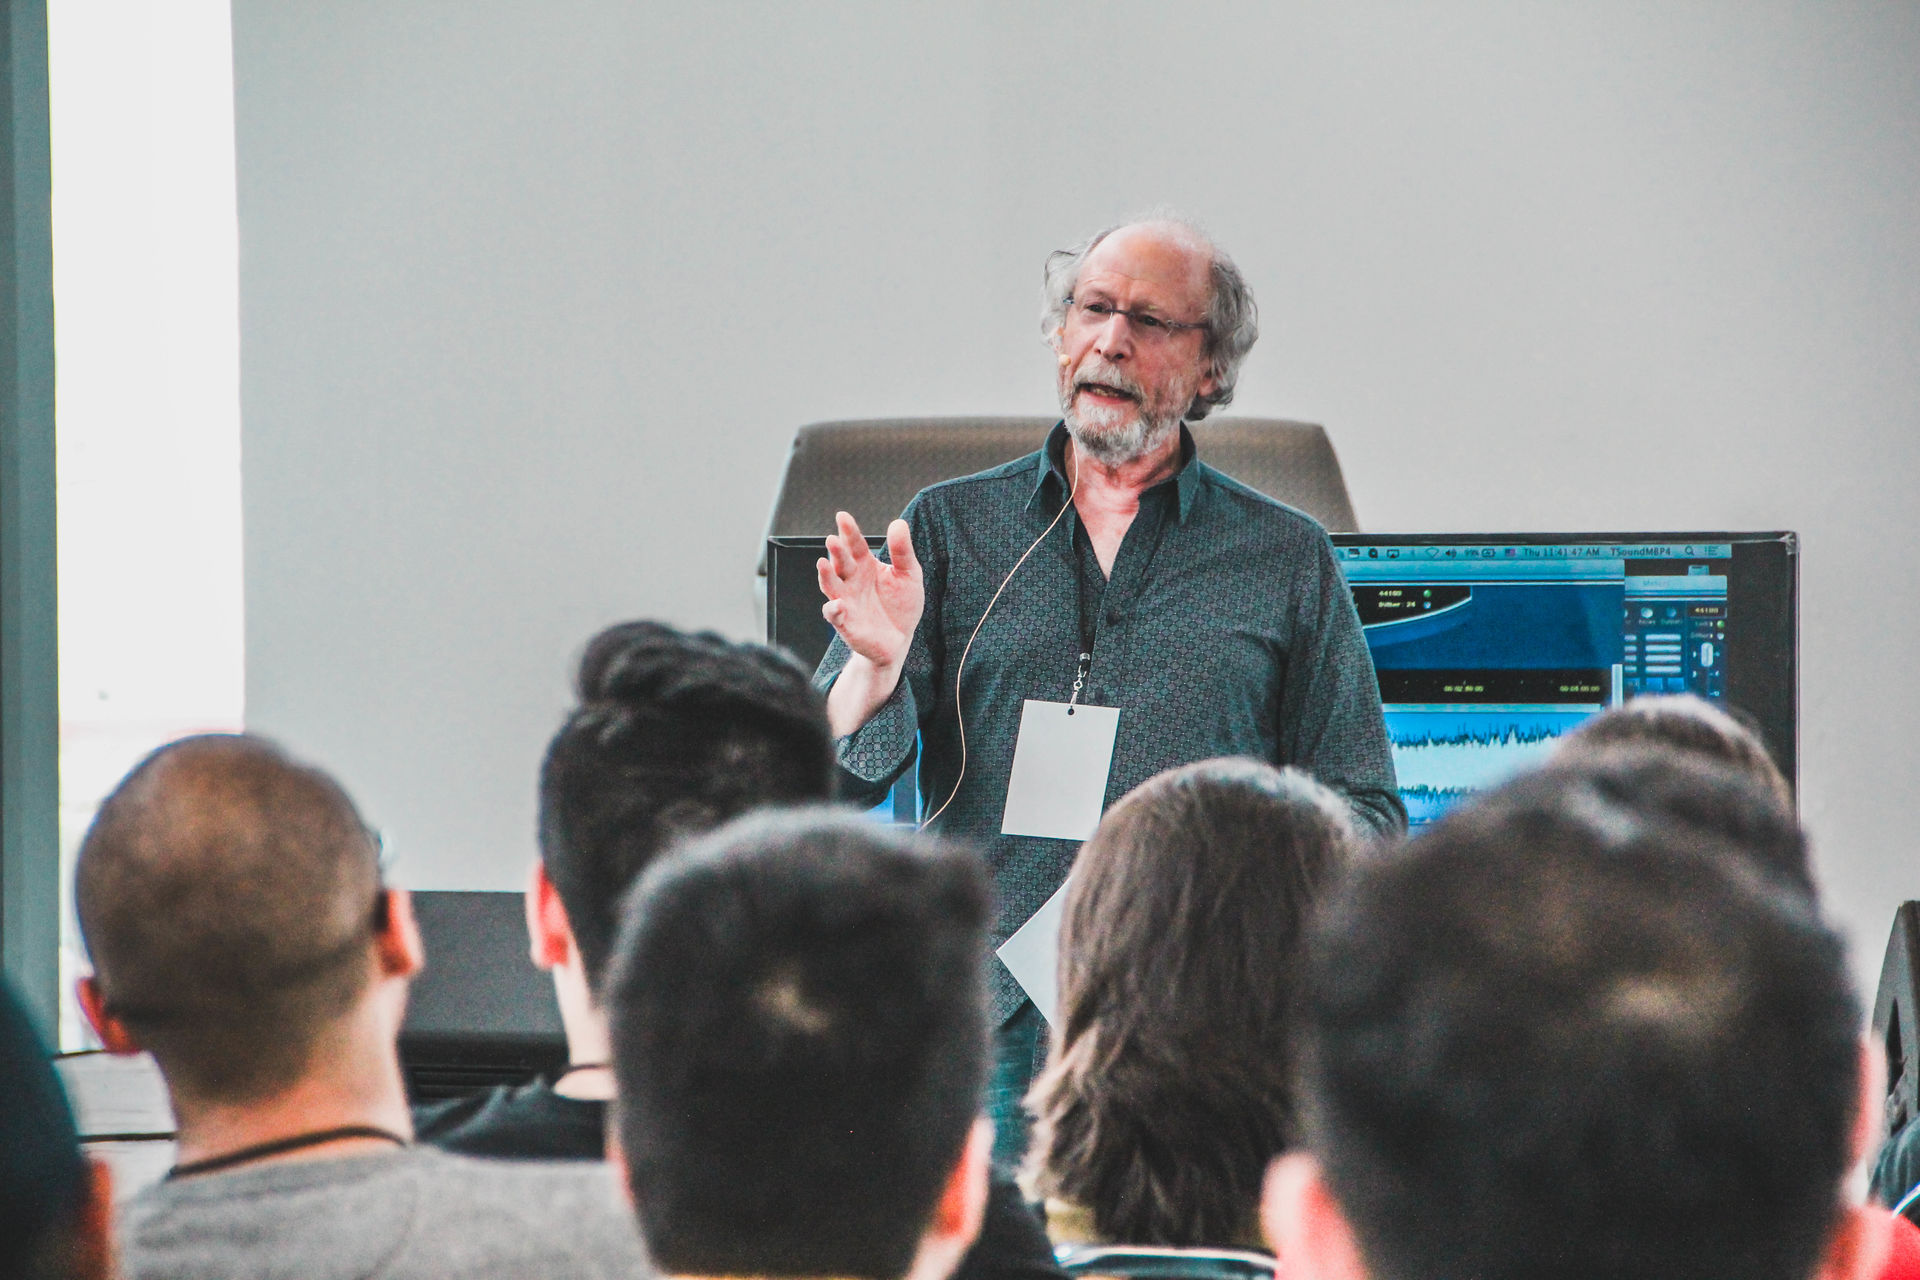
[825,652,906,738]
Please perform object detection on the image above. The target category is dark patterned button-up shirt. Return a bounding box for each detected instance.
[816,423,1403,1021]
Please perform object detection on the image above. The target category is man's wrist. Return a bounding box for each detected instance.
[827,650,907,737]
[867,646,908,686]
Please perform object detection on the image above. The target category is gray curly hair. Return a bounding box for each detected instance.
[1039,215,1259,421]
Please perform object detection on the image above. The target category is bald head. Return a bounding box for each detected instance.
[75,734,383,1102]
[1085,222,1215,308]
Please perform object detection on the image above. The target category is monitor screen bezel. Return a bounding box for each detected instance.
[1331,530,1798,796]
[768,529,1799,806]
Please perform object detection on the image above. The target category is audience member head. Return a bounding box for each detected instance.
[1,981,115,1279]
[537,621,835,996]
[1556,693,1793,810]
[74,734,411,1108]
[1026,759,1358,1246]
[606,809,993,1280]
[1530,744,1814,896]
[1265,773,1882,1280]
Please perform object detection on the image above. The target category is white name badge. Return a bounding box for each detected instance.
[1000,700,1121,841]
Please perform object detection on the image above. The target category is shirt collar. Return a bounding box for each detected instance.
[1028,421,1202,523]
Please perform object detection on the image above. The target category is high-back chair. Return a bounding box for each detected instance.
[755,416,1359,628]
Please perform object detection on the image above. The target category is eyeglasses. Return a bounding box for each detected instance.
[1065,295,1208,342]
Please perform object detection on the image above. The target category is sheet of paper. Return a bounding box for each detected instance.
[996,877,1072,1027]
[1000,699,1120,841]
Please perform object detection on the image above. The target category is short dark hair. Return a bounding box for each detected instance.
[1,980,88,1277]
[1558,693,1792,809]
[607,809,991,1280]
[73,734,382,1103]
[1296,778,1861,1280]
[1527,744,1813,896]
[539,621,835,993]
[1026,759,1356,1245]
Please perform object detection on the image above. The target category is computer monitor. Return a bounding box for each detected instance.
[1334,532,1796,823]
[766,531,1798,828]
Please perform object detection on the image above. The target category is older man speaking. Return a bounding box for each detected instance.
[814,217,1402,1159]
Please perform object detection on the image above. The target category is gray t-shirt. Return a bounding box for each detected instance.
[119,1146,649,1280]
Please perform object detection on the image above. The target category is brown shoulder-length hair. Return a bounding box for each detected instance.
[1023,758,1359,1246]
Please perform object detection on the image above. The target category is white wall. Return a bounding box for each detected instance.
[232,2,1920,983]
[49,0,244,1047]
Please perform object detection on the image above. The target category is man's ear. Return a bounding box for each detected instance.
[1813,1203,1894,1280]
[526,860,575,972]
[605,1112,633,1210]
[1262,1153,1371,1280]
[69,1156,118,1280]
[75,975,141,1056]
[928,1117,993,1246]
[901,1118,992,1280]
[374,887,425,980]
[1813,1038,1896,1280]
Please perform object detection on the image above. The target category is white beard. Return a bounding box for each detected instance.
[1059,357,1186,465]
[1064,406,1180,466]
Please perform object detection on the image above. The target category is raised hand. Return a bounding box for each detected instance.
[818,511,923,670]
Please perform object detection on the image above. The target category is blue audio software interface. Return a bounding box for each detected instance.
[1337,540,1732,825]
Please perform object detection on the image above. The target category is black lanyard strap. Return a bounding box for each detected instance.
[167,1124,409,1181]
[1071,525,1099,705]
[1068,488,1173,706]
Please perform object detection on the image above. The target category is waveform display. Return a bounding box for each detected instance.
[1393,723,1565,749]
[1401,785,1478,827]
[1387,708,1595,820]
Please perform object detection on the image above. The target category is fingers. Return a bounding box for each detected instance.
[836,511,871,562]
[886,519,919,578]
[817,556,844,603]
[824,535,858,580]
[825,511,871,581]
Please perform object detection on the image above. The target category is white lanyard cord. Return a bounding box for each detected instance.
[919,449,1080,832]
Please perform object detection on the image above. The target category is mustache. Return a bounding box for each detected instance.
[1071,358,1143,401]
